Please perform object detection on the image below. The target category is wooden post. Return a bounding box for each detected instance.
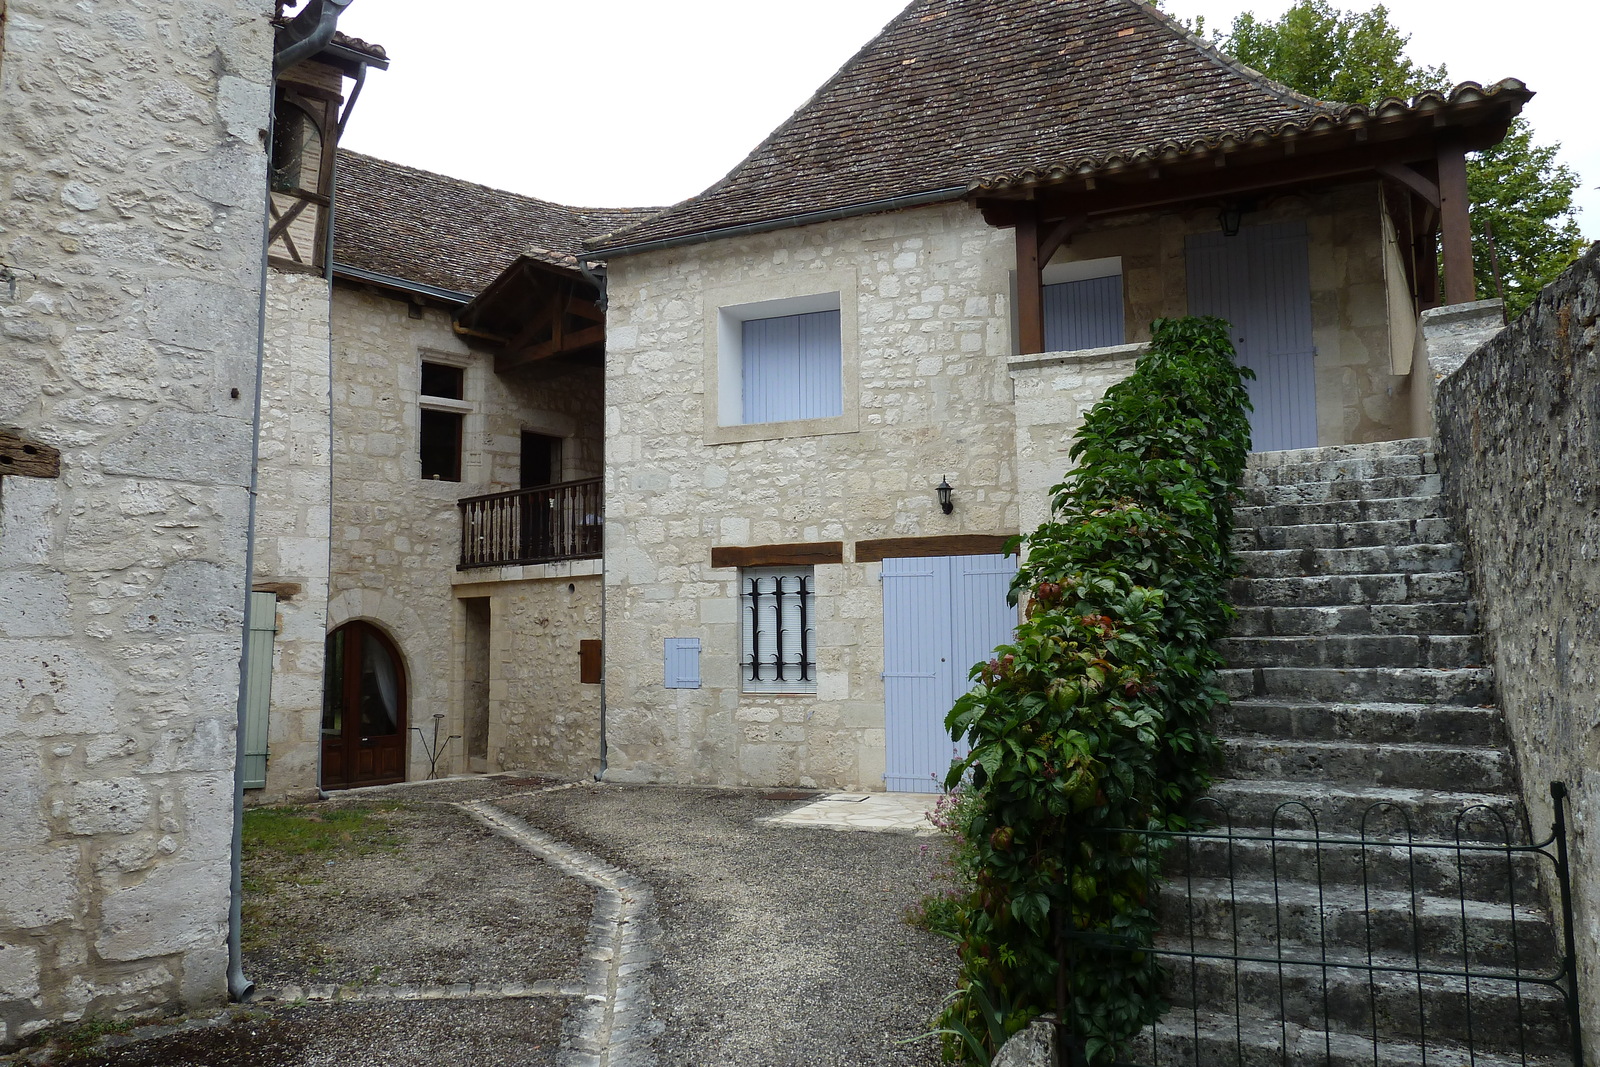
[1437,142,1474,306]
[1015,210,1044,355]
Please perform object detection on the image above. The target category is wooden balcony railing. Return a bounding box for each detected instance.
[458,478,602,569]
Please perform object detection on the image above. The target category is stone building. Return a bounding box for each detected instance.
[0,0,276,1043]
[585,0,1529,793]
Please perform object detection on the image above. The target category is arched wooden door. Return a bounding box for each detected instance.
[321,621,407,789]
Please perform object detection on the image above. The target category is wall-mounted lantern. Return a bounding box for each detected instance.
[1218,201,1250,238]
[936,477,954,515]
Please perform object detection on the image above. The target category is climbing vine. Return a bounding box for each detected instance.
[930,317,1253,1064]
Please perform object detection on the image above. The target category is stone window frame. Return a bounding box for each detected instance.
[703,268,860,446]
[417,350,481,484]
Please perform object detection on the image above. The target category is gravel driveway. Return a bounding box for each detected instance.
[17,778,956,1067]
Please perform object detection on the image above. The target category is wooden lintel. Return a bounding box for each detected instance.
[1378,163,1441,209]
[855,534,1016,563]
[0,430,61,478]
[711,542,845,568]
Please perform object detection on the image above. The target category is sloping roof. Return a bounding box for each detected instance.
[333,151,657,296]
[590,0,1497,252]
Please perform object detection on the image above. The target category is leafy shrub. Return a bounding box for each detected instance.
[933,317,1252,1064]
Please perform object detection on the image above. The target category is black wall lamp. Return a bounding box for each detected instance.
[936,477,954,515]
[1217,200,1253,238]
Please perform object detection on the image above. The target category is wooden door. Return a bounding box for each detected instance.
[321,621,407,789]
[882,553,1017,793]
[1186,221,1318,451]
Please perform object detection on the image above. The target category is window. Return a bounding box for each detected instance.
[741,310,842,424]
[1042,256,1125,352]
[419,360,469,481]
[705,273,859,445]
[739,567,817,695]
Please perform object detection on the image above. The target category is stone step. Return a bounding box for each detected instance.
[1228,602,1474,638]
[1231,516,1459,552]
[1231,571,1469,607]
[1219,738,1511,792]
[1246,438,1436,468]
[1219,666,1494,705]
[1165,833,1543,904]
[1235,543,1464,578]
[1157,877,1557,966]
[1213,701,1505,747]
[1200,779,1523,841]
[1217,634,1483,670]
[1239,450,1437,489]
[1144,978,1569,1063]
[1240,473,1442,507]
[1234,494,1449,529]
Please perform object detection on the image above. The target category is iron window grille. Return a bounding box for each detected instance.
[739,567,817,694]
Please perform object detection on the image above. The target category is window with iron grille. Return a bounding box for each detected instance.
[739,567,817,694]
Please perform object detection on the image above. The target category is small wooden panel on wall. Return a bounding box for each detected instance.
[0,430,61,479]
[710,542,845,568]
[855,534,1016,563]
[579,639,602,684]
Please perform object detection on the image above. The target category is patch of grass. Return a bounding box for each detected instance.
[242,804,401,860]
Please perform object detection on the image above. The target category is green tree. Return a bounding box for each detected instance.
[1218,0,1585,316]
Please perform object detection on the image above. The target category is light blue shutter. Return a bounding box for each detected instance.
[742,310,842,424]
[1187,221,1316,451]
[883,557,954,793]
[1043,275,1125,352]
[240,591,276,790]
[663,638,701,689]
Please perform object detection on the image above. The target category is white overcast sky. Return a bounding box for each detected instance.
[336,0,1599,239]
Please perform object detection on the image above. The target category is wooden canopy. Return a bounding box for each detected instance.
[454,255,605,372]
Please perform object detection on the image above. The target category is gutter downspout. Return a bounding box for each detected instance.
[229,0,358,1003]
[578,257,609,779]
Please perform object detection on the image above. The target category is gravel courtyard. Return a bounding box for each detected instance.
[13,778,957,1067]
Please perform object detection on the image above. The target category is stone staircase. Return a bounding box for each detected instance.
[1141,438,1573,1066]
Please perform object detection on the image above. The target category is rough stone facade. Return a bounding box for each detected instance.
[252,270,333,801]
[0,0,272,1043]
[324,287,603,786]
[1434,242,1600,1050]
[601,180,1414,791]
[452,562,603,779]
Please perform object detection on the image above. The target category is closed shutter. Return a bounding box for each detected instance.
[1043,275,1125,353]
[882,557,954,793]
[742,310,842,424]
[663,638,701,689]
[1186,221,1316,451]
[241,591,276,790]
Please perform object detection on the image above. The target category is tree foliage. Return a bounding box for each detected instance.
[1218,0,1585,316]
[932,318,1251,1064]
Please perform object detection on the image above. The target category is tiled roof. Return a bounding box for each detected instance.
[334,151,657,296]
[330,29,387,62]
[590,0,1509,252]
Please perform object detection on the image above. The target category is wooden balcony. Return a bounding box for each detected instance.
[458,478,602,569]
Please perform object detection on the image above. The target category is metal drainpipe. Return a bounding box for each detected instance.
[273,0,353,76]
[228,0,358,1003]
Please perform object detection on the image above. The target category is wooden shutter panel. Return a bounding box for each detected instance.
[241,591,277,790]
[579,639,602,684]
[1042,275,1125,352]
[742,310,842,424]
[663,638,701,689]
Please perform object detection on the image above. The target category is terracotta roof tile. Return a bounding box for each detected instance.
[334,151,657,296]
[588,0,1384,251]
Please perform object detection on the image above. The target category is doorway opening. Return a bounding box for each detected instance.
[321,620,407,789]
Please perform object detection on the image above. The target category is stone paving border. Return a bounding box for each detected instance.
[461,799,660,1067]
[760,791,941,835]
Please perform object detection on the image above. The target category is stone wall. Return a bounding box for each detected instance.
[1434,243,1600,1049]
[452,562,603,779]
[0,0,272,1042]
[325,286,603,784]
[252,269,333,801]
[603,202,1021,790]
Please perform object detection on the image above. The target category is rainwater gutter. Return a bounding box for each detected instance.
[586,185,970,261]
[273,0,354,76]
